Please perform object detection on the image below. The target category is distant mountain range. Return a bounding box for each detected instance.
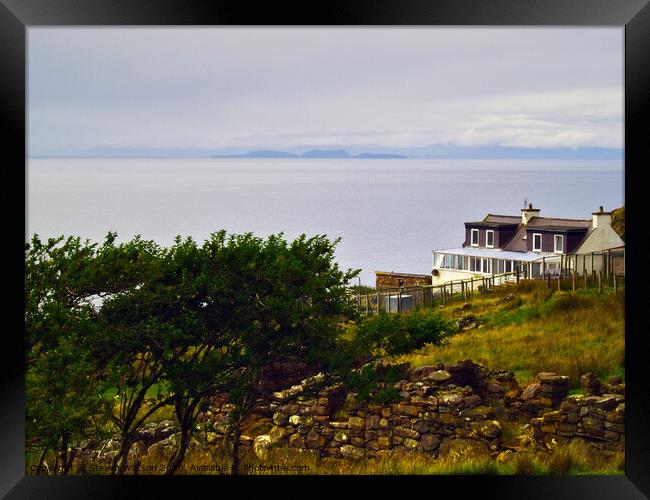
[211,149,407,159]
[32,144,623,160]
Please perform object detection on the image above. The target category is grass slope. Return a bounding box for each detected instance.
[401,280,624,389]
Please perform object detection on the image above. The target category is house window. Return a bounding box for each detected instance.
[554,234,564,254]
[471,229,479,246]
[457,255,466,270]
[532,233,542,252]
[486,230,494,248]
[479,257,492,274]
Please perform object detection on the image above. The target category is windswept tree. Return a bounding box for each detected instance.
[26,230,456,476]
[25,233,158,474]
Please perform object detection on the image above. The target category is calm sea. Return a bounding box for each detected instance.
[27,158,624,285]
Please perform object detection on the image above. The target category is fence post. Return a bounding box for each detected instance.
[375,291,379,315]
[598,271,602,293]
[557,273,561,291]
[547,272,551,289]
[614,272,617,293]
[572,268,576,292]
[516,267,520,284]
[584,271,588,291]
[387,292,391,314]
[398,290,402,313]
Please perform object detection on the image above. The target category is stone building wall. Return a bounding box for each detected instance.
[375,272,432,290]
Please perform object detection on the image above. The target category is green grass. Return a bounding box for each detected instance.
[401,281,624,389]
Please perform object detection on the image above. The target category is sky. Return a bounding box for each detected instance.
[27,27,624,156]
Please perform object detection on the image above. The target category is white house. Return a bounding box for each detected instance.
[431,204,624,285]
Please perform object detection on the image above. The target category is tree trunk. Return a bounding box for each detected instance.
[231,426,241,476]
[111,435,133,475]
[165,424,190,475]
[62,448,77,475]
[37,447,48,475]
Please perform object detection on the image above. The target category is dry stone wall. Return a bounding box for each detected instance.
[258,362,624,460]
[79,362,624,468]
[529,373,625,453]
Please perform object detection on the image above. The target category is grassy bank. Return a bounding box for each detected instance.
[400,280,624,389]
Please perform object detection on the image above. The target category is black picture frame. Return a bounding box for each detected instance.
[2,0,648,497]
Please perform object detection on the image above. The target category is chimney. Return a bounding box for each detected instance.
[521,202,541,225]
[592,206,612,228]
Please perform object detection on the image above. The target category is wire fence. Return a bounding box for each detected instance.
[350,249,625,315]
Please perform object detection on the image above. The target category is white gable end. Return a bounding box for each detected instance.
[575,226,624,254]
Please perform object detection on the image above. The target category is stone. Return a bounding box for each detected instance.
[269,426,290,445]
[403,438,419,450]
[594,396,618,411]
[365,415,380,430]
[348,416,365,430]
[438,438,490,462]
[333,431,350,443]
[556,423,577,433]
[486,381,505,394]
[340,445,365,459]
[471,420,502,439]
[306,429,325,449]
[289,434,305,448]
[603,421,624,433]
[396,404,419,417]
[379,418,390,429]
[311,405,329,416]
[413,421,431,434]
[542,410,563,424]
[421,434,441,452]
[581,372,602,388]
[565,412,580,424]
[458,314,479,331]
[272,412,288,426]
[608,375,623,385]
[462,406,495,420]
[381,407,392,418]
[427,370,452,383]
[412,365,437,380]
[367,440,380,451]
[378,436,392,449]
[253,435,272,459]
[365,430,378,441]
[559,396,577,408]
[438,413,456,425]
[583,417,604,432]
[289,415,301,426]
[394,426,420,440]
[496,450,514,464]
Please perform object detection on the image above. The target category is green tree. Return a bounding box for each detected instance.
[25,233,158,474]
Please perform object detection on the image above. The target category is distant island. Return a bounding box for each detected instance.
[33,144,623,160]
[212,149,407,159]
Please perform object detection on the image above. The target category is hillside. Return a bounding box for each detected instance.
[611,206,625,241]
[401,280,624,389]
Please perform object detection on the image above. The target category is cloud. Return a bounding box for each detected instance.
[27,27,623,154]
